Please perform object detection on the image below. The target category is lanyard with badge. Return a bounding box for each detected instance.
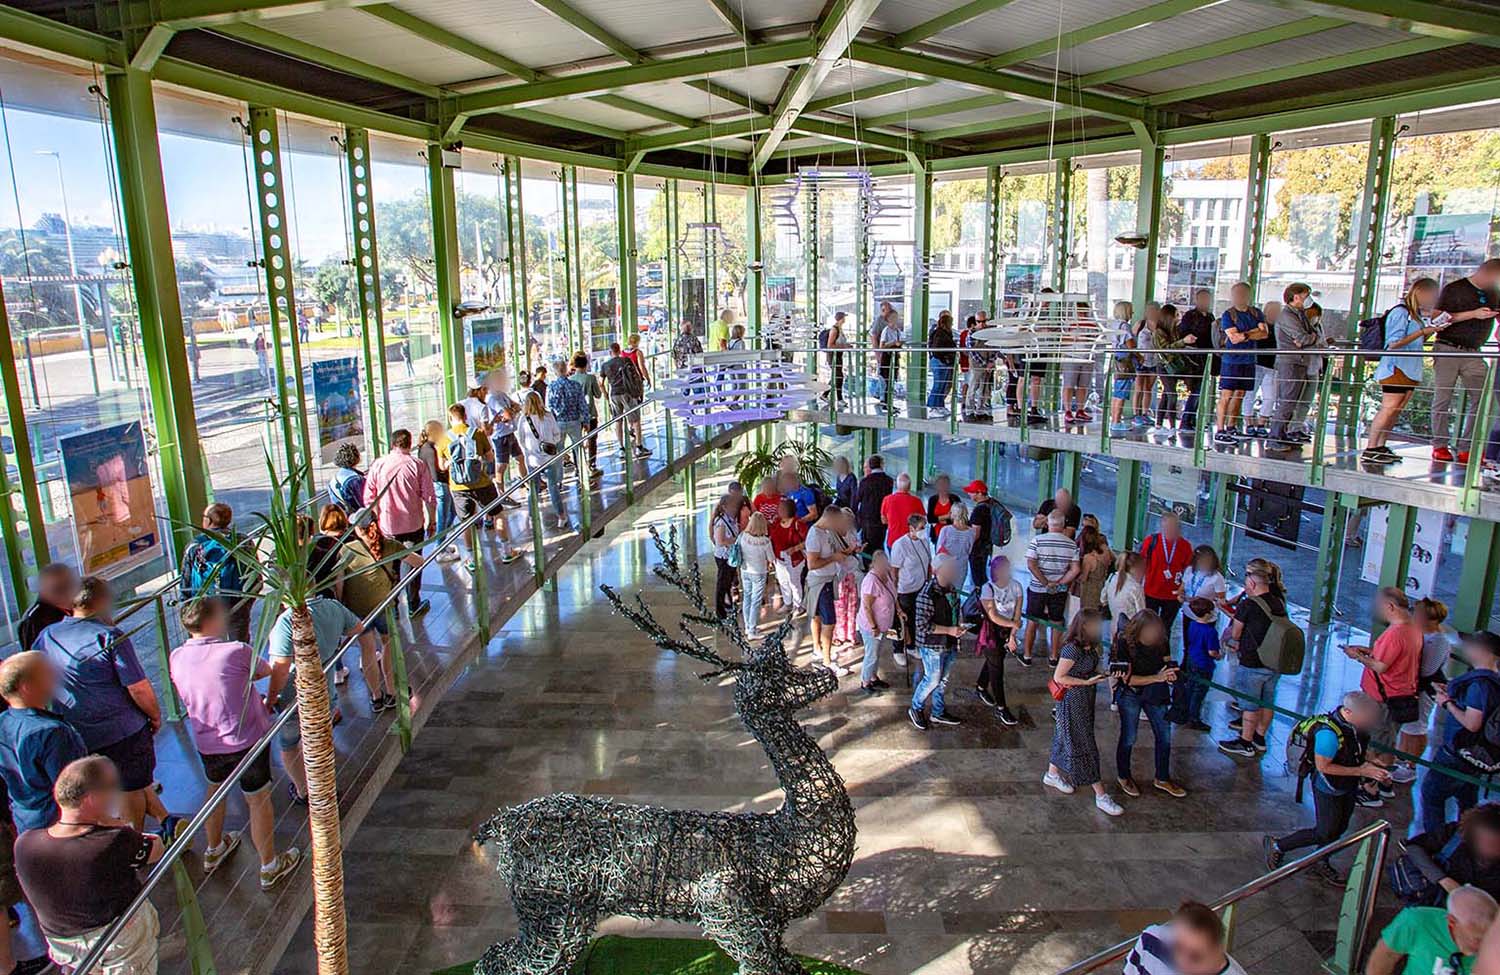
[1160,535,1181,584]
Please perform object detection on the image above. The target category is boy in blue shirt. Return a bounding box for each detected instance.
[1169,597,1219,732]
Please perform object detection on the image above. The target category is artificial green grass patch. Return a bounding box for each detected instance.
[432,935,867,975]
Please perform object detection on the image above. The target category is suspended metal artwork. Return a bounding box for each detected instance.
[474,526,856,975]
[970,291,1124,363]
[652,349,825,424]
[676,221,739,270]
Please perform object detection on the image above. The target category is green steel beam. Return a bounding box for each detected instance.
[929,133,1139,172]
[591,94,698,129]
[1239,133,1272,293]
[454,39,813,115]
[498,108,629,140]
[246,106,313,479]
[525,0,644,63]
[429,145,465,405]
[978,0,1219,69]
[1257,0,1500,47]
[1149,37,1455,106]
[106,68,209,554]
[1349,116,1398,324]
[0,283,49,600]
[1076,16,1341,87]
[0,3,123,64]
[803,79,925,115]
[455,128,626,170]
[861,93,1014,129]
[787,117,926,156]
[887,0,1021,47]
[848,43,1150,124]
[155,0,386,27]
[926,107,1082,141]
[626,116,763,153]
[128,24,176,71]
[704,0,749,38]
[751,0,884,169]
[343,127,391,446]
[684,79,773,117]
[361,4,539,79]
[214,23,443,96]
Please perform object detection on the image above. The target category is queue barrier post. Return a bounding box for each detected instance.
[470,524,490,647]
[153,596,183,721]
[1192,356,1212,468]
[386,605,411,753]
[528,479,546,587]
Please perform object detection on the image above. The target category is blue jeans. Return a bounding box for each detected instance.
[539,461,564,519]
[1116,688,1172,782]
[434,482,455,539]
[1418,750,1481,833]
[1168,661,1214,724]
[860,630,884,685]
[926,358,954,408]
[911,646,956,716]
[742,571,767,631]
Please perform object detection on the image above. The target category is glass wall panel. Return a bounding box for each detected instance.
[578,168,618,354]
[677,179,710,340]
[713,185,747,324]
[1262,130,1370,337]
[866,174,915,337]
[521,161,569,364]
[995,169,1051,309]
[930,173,988,321]
[634,178,666,355]
[1155,145,1249,311]
[0,52,158,607]
[1070,154,1141,314]
[762,180,809,327]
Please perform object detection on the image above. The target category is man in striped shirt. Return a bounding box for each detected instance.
[1022,509,1080,666]
[1123,902,1246,975]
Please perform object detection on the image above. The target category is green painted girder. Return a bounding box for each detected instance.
[215,22,443,96]
[803,78,925,115]
[703,0,749,39]
[455,39,813,115]
[361,4,539,78]
[751,0,885,169]
[156,0,386,27]
[501,108,629,139]
[591,94,698,129]
[684,79,773,117]
[787,117,923,155]
[926,106,1081,141]
[129,24,176,70]
[1257,0,1500,47]
[0,2,122,63]
[1148,37,1455,106]
[886,0,1021,48]
[976,0,1221,70]
[848,42,1150,123]
[524,0,644,63]
[625,115,763,152]
[859,93,1014,129]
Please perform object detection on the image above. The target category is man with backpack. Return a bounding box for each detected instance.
[441,403,520,570]
[1264,690,1388,887]
[181,503,255,643]
[328,443,366,513]
[963,479,1011,591]
[1218,568,1303,757]
[1421,631,1500,833]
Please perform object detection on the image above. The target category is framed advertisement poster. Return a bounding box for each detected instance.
[59,421,161,577]
[312,356,364,463]
[1165,246,1220,305]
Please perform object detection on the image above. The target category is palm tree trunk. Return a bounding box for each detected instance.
[291,603,348,975]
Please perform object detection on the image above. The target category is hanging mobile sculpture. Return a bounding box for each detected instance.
[652,350,825,424]
[971,291,1124,363]
[474,526,855,975]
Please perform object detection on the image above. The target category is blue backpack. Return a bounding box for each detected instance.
[329,467,365,512]
[181,536,244,598]
[447,430,484,486]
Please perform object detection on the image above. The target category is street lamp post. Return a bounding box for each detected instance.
[37,150,100,395]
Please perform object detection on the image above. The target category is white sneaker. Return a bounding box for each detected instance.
[203,830,241,875]
[259,848,303,890]
[893,651,907,667]
[1389,763,1418,785]
[437,547,461,564]
[1095,793,1124,817]
[1042,771,1075,795]
[832,663,850,677]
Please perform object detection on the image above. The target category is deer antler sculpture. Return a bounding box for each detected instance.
[474,526,855,975]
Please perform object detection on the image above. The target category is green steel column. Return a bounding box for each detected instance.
[910,163,933,409]
[1454,519,1500,634]
[0,282,49,598]
[1036,455,1056,510]
[983,166,1002,313]
[106,68,208,551]
[1239,134,1272,292]
[616,175,638,339]
[1049,159,1073,291]
[503,157,529,377]
[559,167,583,353]
[1342,117,1398,433]
[1208,472,1234,559]
[1377,503,1417,594]
[805,182,820,337]
[746,185,763,335]
[1310,491,1358,626]
[246,107,312,479]
[665,181,680,327]
[1132,136,1165,319]
[428,142,465,405]
[1057,450,1081,499]
[1114,457,1146,551]
[343,128,391,445]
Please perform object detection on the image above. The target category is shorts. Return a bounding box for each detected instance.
[200,745,274,795]
[453,482,499,522]
[1111,377,1133,400]
[610,394,642,415]
[815,582,836,625]
[1374,709,1406,750]
[1401,691,1436,737]
[1219,360,1254,391]
[495,433,523,464]
[1061,361,1095,389]
[95,723,157,793]
[1228,664,1280,710]
[1024,589,1067,623]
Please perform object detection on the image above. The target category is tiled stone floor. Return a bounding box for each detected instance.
[280,470,1414,974]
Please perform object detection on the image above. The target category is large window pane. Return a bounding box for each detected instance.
[1070,154,1141,313]
[1155,142,1250,312]
[930,173,988,321]
[995,169,1050,309]
[578,169,618,354]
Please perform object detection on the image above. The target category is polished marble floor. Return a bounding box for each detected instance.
[285,470,1413,975]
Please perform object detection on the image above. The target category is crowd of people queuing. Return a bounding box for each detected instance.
[819,259,1500,481]
[0,336,667,972]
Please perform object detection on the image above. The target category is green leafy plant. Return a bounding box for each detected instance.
[733,437,834,495]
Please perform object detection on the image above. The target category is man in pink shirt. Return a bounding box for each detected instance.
[362,428,436,617]
[1344,586,1422,795]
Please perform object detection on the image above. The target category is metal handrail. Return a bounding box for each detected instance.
[68,393,696,975]
[1056,820,1393,974]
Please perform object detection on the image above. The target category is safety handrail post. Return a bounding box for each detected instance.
[386,604,411,753]
[152,595,183,721]
[1192,356,1212,468]
[1462,357,1497,514]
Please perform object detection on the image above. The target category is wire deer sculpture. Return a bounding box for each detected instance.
[475,526,856,975]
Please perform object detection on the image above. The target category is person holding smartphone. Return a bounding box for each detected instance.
[1113,610,1186,800]
[1431,258,1500,464]
[1044,609,1125,817]
[1365,277,1445,466]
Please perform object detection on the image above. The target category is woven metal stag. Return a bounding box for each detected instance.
[474,526,855,975]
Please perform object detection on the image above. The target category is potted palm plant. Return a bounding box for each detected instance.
[733,437,834,495]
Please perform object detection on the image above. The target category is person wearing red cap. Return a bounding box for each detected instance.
[964,479,1010,590]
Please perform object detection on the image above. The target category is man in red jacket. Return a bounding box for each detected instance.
[1140,514,1194,632]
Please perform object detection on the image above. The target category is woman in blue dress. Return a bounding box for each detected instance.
[1363,277,1442,466]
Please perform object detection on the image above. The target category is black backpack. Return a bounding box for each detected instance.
[1357,308,1394,353]
[1455,671,1500,772]
[981,499,1013,549]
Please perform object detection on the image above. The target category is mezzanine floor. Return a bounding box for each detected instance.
[288,471,1419,975]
